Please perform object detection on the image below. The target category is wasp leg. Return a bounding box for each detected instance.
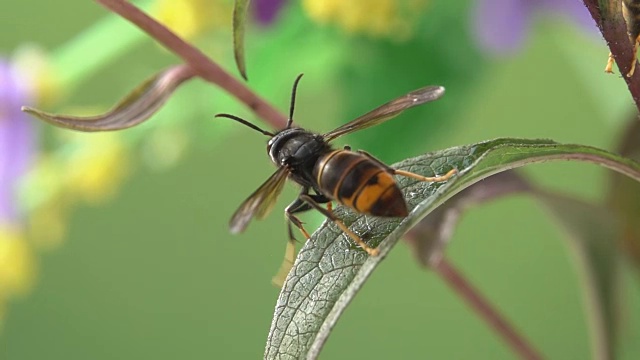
[394,168,457,182]
[356,149,457,182]
[286,198,312,241]
[273,191,332,286]
[285,191,331,242]
[605,52,615,74]
[299,194,380,256]
[274,194,315,285]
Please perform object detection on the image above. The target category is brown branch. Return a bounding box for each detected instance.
[583,0,640,112]
[432,258,544,360]
[95,0,288,129]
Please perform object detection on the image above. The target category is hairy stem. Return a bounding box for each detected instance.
[95,0,287,129]
[432,258,544,360]
[582,0,640,112]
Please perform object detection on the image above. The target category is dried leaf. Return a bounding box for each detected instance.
[22,65,195,132]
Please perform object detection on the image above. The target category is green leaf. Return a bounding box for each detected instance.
[265,138,640,359]
[22,65,195,132]
[233,0,250,80]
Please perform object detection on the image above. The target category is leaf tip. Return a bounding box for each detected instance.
[21,106,35,114]
[229,222,243,235]
[21,106,47,121]
[233,42,248,81]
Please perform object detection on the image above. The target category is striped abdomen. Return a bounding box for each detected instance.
[313,150,408,217]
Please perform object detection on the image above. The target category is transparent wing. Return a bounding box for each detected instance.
[229,166,289,234]
[323,86,445,142]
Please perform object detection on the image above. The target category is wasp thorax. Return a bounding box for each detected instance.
[267,128,328,167]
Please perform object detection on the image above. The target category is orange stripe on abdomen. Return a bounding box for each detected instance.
[314,150,408,217]
[352,171,406,216]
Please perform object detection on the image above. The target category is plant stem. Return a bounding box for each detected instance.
[432,258,544,360]
[582,0,640,112]
[95,0,288,130]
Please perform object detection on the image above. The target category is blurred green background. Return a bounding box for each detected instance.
[2,0,640,359]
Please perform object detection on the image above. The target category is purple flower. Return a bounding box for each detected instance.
[253,0,286,26]
[0,58,36,226]
[472,0,595,54]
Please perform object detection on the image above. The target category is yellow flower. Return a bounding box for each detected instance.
[28,197,70,250]
[153,0,233,40]
[20,132,131,249]
[13,45,62,108]
[20,154,71,249]
[303,0,429,40]
[141,127,189,171]
[64,133,131,205]
[0,227,36,299]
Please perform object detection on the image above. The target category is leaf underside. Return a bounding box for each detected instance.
[264,138,640,359]
[233,0,250,80]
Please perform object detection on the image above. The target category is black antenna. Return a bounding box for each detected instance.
[214,114,275,137]
[287,73,304,129]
